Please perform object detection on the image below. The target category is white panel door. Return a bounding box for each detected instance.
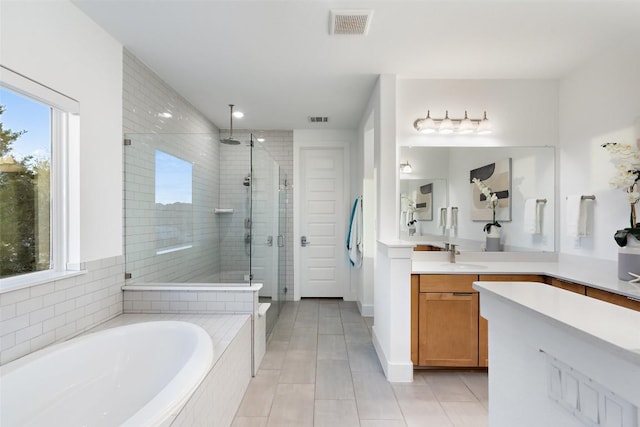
[299,147,347,297]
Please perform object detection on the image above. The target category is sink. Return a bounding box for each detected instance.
[439,263,488,270]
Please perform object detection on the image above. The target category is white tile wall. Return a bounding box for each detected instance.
[220,130,295,299]
[0,256,124,364]
[123,50,223,284]
[123,289,258,314]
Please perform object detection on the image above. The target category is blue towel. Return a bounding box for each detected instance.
[346,197,363,268]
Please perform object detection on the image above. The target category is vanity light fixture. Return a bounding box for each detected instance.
[413,110,492,135]
[400,162,413,173]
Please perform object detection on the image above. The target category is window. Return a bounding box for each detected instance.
[0,88,52,279]
[155,150,193,254]
[0,66,79,290]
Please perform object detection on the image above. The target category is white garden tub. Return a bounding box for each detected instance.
[0,321,213,427]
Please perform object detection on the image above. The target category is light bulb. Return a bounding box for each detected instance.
[476,111,492,135]
[439,110,454,134]
[458,110,474,134]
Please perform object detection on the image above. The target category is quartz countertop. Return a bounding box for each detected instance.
[473,281,640,365]
[413,258,640,300]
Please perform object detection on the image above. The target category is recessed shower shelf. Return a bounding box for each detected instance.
[214,208,234,214]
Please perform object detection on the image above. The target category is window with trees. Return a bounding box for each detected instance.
[0,87,52,279]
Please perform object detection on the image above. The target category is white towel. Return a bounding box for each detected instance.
[439,207,447,229]
[447,207,458,230]
[523,198,542,234]
[566,195,588,237]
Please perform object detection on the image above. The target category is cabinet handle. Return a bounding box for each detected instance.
[452,292,474,296]
[626,296,640,303]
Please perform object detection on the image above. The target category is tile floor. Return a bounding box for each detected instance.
[232,299,488,427]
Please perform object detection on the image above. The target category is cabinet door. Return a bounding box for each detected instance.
[411,274,419,365]
[586,287,640,312]
[418,292,479,367]
[478,316,488,367]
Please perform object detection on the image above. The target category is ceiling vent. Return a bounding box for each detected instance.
[309,116,329,123]
[330,9,373,35]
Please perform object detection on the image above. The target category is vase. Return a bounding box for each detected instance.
[618,234,640,281]
[485,226,501,252]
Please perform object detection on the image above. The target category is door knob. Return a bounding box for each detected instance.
[301,235,311,247]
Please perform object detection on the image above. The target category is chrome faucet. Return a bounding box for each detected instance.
[448,244,460,263]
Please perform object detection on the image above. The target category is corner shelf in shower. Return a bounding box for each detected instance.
[214,208,234,214]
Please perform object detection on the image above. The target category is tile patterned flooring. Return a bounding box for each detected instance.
[232,299,488,427]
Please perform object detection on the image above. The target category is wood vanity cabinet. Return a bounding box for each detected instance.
[545,277,586,295]
[415,274,480,367]
[585,287,640,312]
[477,274,545,367]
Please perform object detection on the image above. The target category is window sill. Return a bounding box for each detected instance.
[0,270,87,295]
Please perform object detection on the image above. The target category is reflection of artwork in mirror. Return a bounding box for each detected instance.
[415,183,433,221]
[470,158,511,222]
[155,150,193,254]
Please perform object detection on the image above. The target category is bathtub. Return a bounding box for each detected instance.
[0,321,213,427]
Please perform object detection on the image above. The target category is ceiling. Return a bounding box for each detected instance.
[72,0,640,131]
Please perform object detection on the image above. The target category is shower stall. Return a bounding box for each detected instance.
[123,132,289,333]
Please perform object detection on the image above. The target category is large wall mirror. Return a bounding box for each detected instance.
[399,146,555,252]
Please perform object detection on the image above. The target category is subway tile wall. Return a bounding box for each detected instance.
[221,130,295,300]
[123,49,223,284]
[0,256,124,364]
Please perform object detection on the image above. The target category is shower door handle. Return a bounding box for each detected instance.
[301,236,311,247]
[277,235,284,247]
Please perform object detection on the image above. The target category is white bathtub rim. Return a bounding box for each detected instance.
[122,283,263,292]
[1,321,214,427]
[122,322,214,427]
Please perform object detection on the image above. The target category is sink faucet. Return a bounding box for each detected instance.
[448,244,460,263]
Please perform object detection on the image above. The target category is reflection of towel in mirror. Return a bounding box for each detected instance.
[447,207,458,230]
[566,195,588,237]
[439,208,447,228]
[347,197,363,268]
[523,199,542,234]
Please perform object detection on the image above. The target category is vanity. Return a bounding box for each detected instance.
[410,256,640,369]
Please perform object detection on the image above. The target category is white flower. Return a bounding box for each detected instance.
[609,164,639,189]
[629,192,640,204]
[472,178,498,210]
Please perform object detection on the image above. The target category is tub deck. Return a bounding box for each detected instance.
[89,313,252,427]
[91,313,250,361]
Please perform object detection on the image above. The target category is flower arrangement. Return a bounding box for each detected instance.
[602,141,640,247]
[472,177,501,233]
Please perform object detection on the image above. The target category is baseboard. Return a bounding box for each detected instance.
[357,301,374,317]
[372,326,414,383]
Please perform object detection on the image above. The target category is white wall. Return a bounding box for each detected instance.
[559,41,640,260]
[398,79,558,149]
[0,0,124,364]
[1,0,123,262]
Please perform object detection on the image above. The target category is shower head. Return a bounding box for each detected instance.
[221,104,241,145]
[220,137,241,145]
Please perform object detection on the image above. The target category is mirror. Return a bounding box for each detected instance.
[399,146,555,252]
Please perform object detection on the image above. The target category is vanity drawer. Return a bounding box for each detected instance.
[419,274,478,293]
[586,287,640,312]
[546,277,586,295]
[479,274,545,283]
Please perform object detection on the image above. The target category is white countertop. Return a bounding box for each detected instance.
[473,281,640,366]
[412,258,640,300]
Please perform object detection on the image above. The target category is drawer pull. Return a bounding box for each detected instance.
[453,292,474,296]
[626,296,640,303]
